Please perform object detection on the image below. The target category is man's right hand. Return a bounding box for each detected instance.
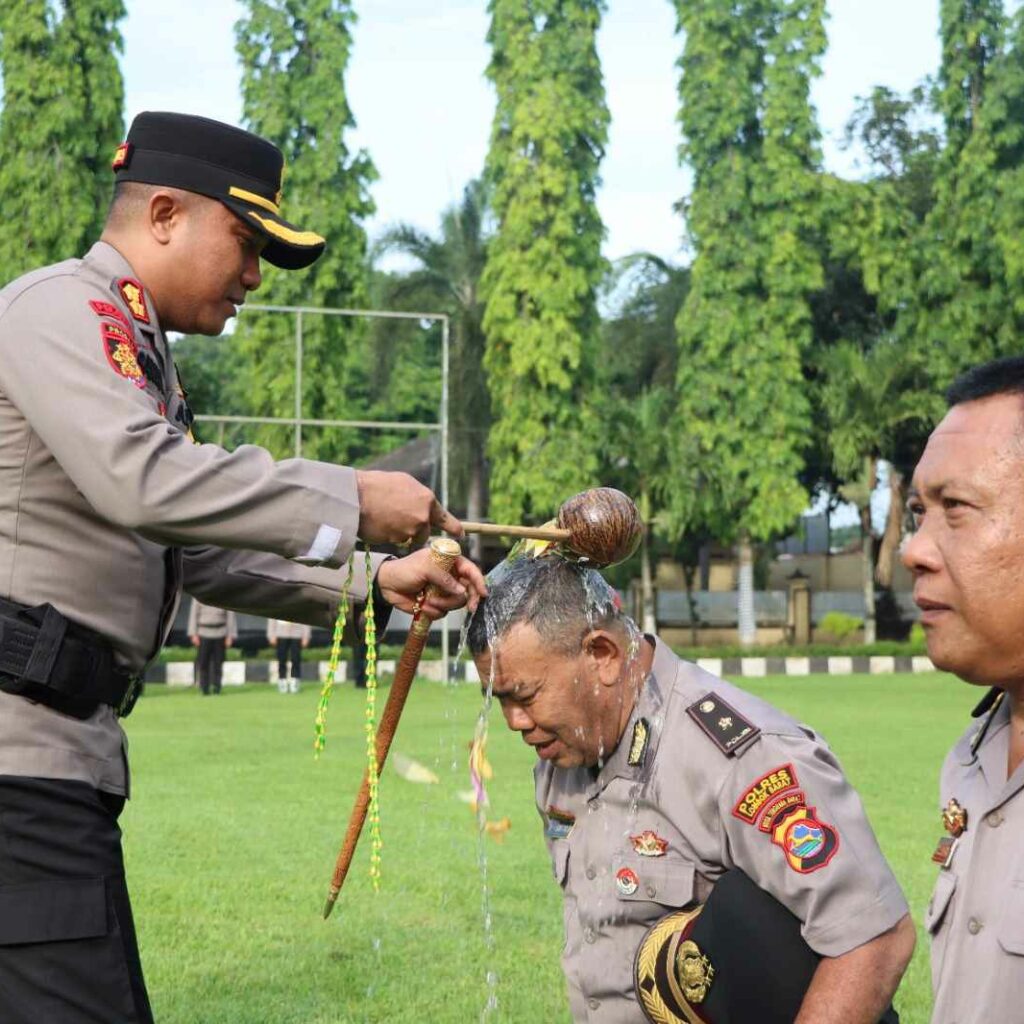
[355,470,463,546]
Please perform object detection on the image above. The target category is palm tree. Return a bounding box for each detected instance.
[599,254,689,631]
[374,180,491,557]
[822,339,938,642]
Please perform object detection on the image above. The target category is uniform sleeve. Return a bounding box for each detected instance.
[0,279,358,568]
[181,545,392,636]
[718,732,908,957]
[187,599,199,635]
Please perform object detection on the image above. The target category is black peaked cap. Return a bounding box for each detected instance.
[112,111,324,270]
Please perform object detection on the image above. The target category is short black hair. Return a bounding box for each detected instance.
[466,555,621,657]
[947,356,1024,407]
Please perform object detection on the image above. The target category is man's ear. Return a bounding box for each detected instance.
[147,190,182,245]
[583,630,624,686]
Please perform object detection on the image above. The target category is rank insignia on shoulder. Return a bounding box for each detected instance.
[628,717,650,767]
[545,805,575,841]
[631,830,669,857]
[732,763,799,826]
[88,299,132,331]
[118,277,150,324]
[687,693,760,756]
[942,797,967,838]
[101,323,145,389]
[770,804,839,874]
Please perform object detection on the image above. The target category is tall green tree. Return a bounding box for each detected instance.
[376,180,492,547]
[233,0,376,463]
[0,0,125,282]
[902,1,1019,383]
[482,0,609,522]
[670,0,825,645]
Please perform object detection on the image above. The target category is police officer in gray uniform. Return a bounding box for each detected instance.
[468,557,915,1024]
[187,598,237,694]
[0,112,485,1023]
[902,356,1024,1024]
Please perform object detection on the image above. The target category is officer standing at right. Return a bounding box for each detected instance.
[0,111,485,1023]
[902,355,1024,1024]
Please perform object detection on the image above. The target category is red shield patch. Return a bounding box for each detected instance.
[89,299,132,331]
[101,322,146,389]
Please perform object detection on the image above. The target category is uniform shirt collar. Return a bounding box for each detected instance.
[587,634,670,797]
[84,241,165,338]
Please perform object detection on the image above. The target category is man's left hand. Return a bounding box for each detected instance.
[376,548,487,620]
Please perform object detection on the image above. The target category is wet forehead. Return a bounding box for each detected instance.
[477,622,561,695]
[912,396,1024,495]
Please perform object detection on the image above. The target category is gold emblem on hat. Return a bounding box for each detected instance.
[942,797,967,837]
[674,940,715,1005]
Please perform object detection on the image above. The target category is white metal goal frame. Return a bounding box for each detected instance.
[191,302,455,676]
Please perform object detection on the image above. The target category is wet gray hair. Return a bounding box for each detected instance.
[465,555,622,657]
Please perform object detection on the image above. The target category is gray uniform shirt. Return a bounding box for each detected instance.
[187,600,237,640]
[928,697,1024,1024]
[0,241,382,794]
[535,638,909,1023]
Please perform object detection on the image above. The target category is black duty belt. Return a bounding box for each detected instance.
[0,598,141,719]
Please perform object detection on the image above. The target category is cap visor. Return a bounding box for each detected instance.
[222,199,326,270]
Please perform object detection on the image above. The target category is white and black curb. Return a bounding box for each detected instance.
[146,655,936,686]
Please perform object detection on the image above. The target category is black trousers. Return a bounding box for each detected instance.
[0,776,153,1023]
[276,637,302,679]
[196,637,226,694]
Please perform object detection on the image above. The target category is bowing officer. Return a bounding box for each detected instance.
[0,111,485,1023]
[468,555,914,1024]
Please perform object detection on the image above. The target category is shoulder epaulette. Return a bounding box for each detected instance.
[686,692,760,756]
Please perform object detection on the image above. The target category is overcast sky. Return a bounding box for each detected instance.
[123,0,948,264]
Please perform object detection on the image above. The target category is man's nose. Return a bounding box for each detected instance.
[901,523,940,575]
[502,704,533,732]
[242,254,262,291]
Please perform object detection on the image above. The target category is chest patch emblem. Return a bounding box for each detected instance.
[118,277,151,324]
[942,797,967,838]
[628,717,650,767]
[101,322,146,389]
[770,805,839,874]
[545,805,575,841]
[631,830,668,857]
[616,866,639,896]
[732,763,799,825]
[932,836,957,868]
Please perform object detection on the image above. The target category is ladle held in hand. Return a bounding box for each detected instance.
[460,487,642,568]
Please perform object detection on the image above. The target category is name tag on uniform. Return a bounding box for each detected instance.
[545,805,575,840]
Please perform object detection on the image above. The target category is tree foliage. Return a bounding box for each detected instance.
[0,0,125,282]
[376,180,491,519]
[482,0,609,521]
[233,0,376,463]
[668,0,825,546]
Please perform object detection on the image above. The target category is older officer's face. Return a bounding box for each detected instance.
[475,622,632,769]
[164,198,265,335]
[903,393,1024,686]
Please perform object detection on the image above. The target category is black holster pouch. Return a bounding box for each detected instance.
[0,598,140,719]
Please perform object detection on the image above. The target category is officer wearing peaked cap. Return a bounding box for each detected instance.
[0,112,485,1022]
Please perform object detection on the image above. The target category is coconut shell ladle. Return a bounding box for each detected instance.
[460,486,642,568]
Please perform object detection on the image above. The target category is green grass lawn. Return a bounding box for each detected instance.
[121,672,977,1023]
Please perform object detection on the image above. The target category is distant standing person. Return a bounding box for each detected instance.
[188,599,237,695]
[268,618,311,693]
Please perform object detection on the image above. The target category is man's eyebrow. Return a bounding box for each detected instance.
[906,479,980,501]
